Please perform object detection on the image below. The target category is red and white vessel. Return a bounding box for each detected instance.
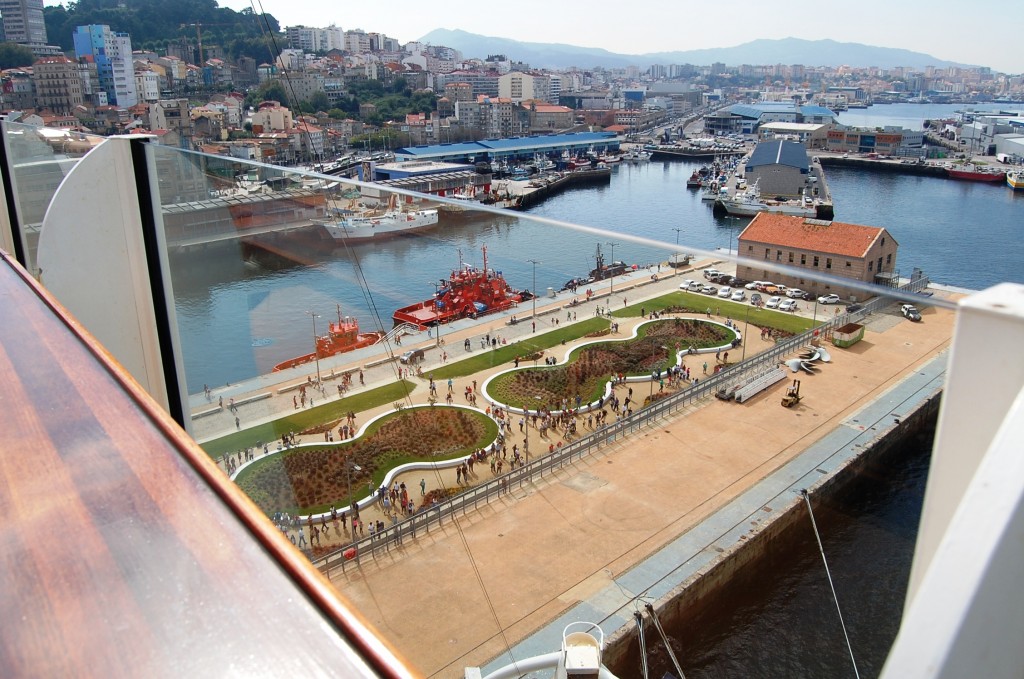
[946,164,1006,182]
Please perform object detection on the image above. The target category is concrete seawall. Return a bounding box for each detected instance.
[602,385,942,672]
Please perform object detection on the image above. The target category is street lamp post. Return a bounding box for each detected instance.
[306,310,322,382]
[724,215,741,256]
[742,305,751,362]
[673,228,683,246]
[528,258,540,321]
[606,241,619,296]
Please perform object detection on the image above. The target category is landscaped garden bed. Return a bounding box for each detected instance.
[487,319,736,410]
[236,407,496,516]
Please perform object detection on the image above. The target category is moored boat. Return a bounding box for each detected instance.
[947,164,1007,182]
[716,179,818,217]
[272,305,383,372]
[392,245,530,328]
[1006,169,1024,191]
[686,170,703,189]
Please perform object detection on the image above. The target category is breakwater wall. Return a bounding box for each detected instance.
[515,167,611,209]
[601,387,942,673]
[818,155,948,178]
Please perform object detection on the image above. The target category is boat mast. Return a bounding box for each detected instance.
[482,244,488,276]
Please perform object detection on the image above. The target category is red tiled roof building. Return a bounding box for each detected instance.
[736,213,899,301]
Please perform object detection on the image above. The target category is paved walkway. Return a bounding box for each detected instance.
[320,288,958,677]
[190,258,723,449]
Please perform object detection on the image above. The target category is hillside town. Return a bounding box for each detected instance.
[2,2,1023,165]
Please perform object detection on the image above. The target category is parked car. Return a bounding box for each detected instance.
[703,269,723,280]
[702,285,718,295]
[763,285,781,295]
[728,277,747,287]
[765,295,782,309]
[730,289,746,302]
[399,348,425,364]
[750,293,763,306]
[846,303,864,313]
[786,288,806,299]
[717,286,732,298]
[756,281,775,292]
[687,281,703,292]
[817,294,841,304]
[679,279,697,290]
[778,299,798,312]
[901,304,922,322]
[745,280,766,290]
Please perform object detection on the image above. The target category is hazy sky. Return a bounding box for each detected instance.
[45,0,1023,73]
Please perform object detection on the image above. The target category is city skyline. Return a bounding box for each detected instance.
[196,0,1022,74]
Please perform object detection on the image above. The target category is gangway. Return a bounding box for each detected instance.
[379,322,420,346]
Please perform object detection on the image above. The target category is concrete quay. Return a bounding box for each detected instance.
[286,275,959,676]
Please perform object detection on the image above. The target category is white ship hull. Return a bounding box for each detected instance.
[319,209,439,242]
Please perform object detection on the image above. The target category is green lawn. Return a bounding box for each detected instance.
[613,291,816,335]
[200,380,418,459]
[426,317,611,379]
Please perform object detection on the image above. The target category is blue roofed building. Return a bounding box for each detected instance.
[744,140,811,198]
[703,102,836,136]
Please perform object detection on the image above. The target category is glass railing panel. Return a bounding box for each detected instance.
[1,122,107,274]
[144,142,967,676]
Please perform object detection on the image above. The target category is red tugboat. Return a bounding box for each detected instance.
[392,245,530,328]
[272,305,383,372]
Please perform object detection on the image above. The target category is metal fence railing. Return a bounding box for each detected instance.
[314,277,928,576]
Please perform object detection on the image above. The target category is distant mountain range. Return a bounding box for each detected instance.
[417,30,970,71]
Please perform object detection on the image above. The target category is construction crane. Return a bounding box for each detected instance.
[180,22,233,65]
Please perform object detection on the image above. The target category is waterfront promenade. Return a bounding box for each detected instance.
[334,295,954,676]
[192,258,959,676]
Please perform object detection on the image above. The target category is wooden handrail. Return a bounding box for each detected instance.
[0,248,419,678]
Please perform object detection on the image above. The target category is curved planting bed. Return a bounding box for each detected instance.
[236,406,496,516]
[486,318,736,410]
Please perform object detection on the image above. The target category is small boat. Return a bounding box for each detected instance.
[392,245,530,328]
[947,164,1007,182]
[686,170,703,189]
[1006,169,1024,191]
[621,148,651,162]
[272,305,383,372]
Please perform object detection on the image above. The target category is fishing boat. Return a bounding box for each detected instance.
[686,170,703,188]
[272,305,383,372]
[621,148,651,162]
[1006,168,1024,191]
[588,243,632,281]
[946,164,1007,182]
[392,246,530,328]
[316,193,439,242]
[716,179,818,217]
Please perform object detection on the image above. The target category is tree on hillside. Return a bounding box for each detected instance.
[0,42,37,70]
[42,0,281,63]
[246,80,289,108]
